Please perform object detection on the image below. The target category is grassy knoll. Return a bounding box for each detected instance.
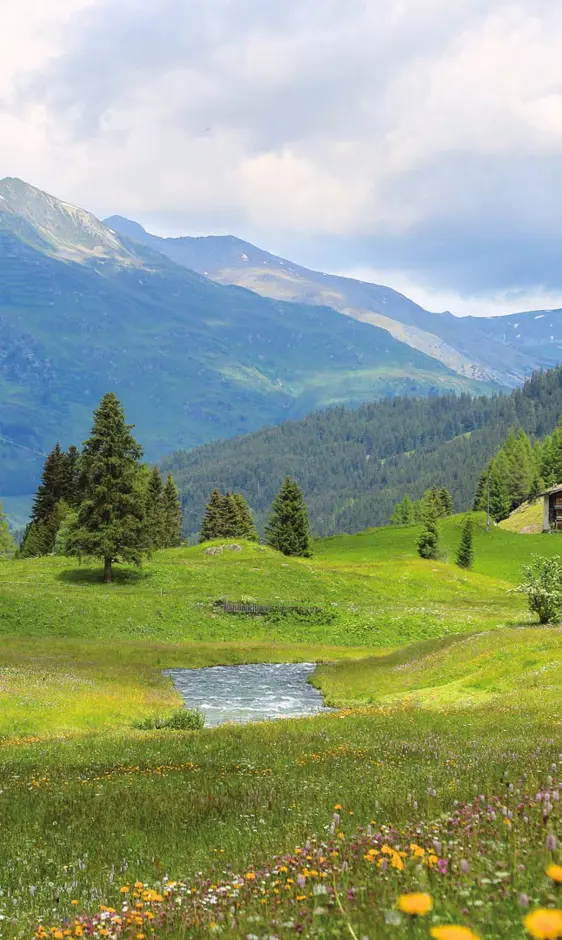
[2,521,562,937]
[315,626,562,708]
[0,524,530,738]
[0,523,526,649]
[499,500,543,533]
[317,511,562,582]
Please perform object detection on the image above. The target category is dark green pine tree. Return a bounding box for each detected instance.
[265,477,312,557]
[232,493,258,541]
[30,443,69,524]
[456,515,474,569]
[436,487,454,517]
[200,489,226,542]
[221,492,244,538]
[19,521,51,558]
[64,445,82,508]
[68,393,147,582]
[473,466,489,512]
[23,443,74,556]
[145,466,166,549]
[162,474,183,547]
[417,505,440,560]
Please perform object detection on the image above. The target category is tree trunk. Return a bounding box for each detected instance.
[104,557,112,583]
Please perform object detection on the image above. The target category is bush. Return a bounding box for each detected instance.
[264,605,338,626]
[514,554,562,624]
[417,510,441,560]
[133,708,204,731]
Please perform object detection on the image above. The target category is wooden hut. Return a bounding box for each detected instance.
[542,485,562,532]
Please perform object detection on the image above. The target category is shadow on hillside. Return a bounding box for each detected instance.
[57,566,152,586]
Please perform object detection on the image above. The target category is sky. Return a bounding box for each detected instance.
[2,1,562,316]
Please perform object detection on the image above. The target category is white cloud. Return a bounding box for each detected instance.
[3,0,562,310]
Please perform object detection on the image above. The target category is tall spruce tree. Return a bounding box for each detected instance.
[30,443,68,524]
[232,493,258,541]
[162,474,183,547]
[200,489,226,542]
[456,515,474,569]
[435,487,454,517]
[146,466,166,549]
[22,443,75,556]
[221,491,244,538]
[64,445,82,508]
[265,477,312,557]
[68,393,147,582]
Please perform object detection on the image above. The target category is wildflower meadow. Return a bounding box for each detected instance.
[1,518,562,938]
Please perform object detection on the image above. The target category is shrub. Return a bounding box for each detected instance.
[514,554,562,624]
[417,509,441,560]
[133,708,204,731]
[264,605,337,626]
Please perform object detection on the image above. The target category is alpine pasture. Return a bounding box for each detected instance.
[2,515,562,939]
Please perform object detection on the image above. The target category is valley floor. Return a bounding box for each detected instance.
[2,515,562,938]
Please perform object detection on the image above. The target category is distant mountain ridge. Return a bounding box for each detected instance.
[105,215,562,388]
[0,178,483,507]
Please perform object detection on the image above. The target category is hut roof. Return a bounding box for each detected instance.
[540,485,562,497]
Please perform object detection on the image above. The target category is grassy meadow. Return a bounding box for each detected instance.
[2,514,562,938]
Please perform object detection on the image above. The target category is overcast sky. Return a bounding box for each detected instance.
[2,1,562,316]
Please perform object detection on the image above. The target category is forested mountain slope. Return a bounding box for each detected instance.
[0,178,482,501]
[162,367,562,538]
[107,215,562,387]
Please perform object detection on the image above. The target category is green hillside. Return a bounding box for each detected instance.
[2,519,562,938]
[0,178,488,506]
[0,513,557,739]
[164,365,562,537]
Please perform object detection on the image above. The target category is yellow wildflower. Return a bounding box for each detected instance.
[547,866,562,884]
[430,927,480,940]
[397,892,433,916]
[524,909,562,939]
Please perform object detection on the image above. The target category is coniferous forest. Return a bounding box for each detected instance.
[163,365,562,538]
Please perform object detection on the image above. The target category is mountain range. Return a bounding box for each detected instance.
[1,176,562,520]
[106,216,562,388]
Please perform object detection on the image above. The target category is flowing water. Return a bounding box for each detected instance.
[165,662,330,726]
